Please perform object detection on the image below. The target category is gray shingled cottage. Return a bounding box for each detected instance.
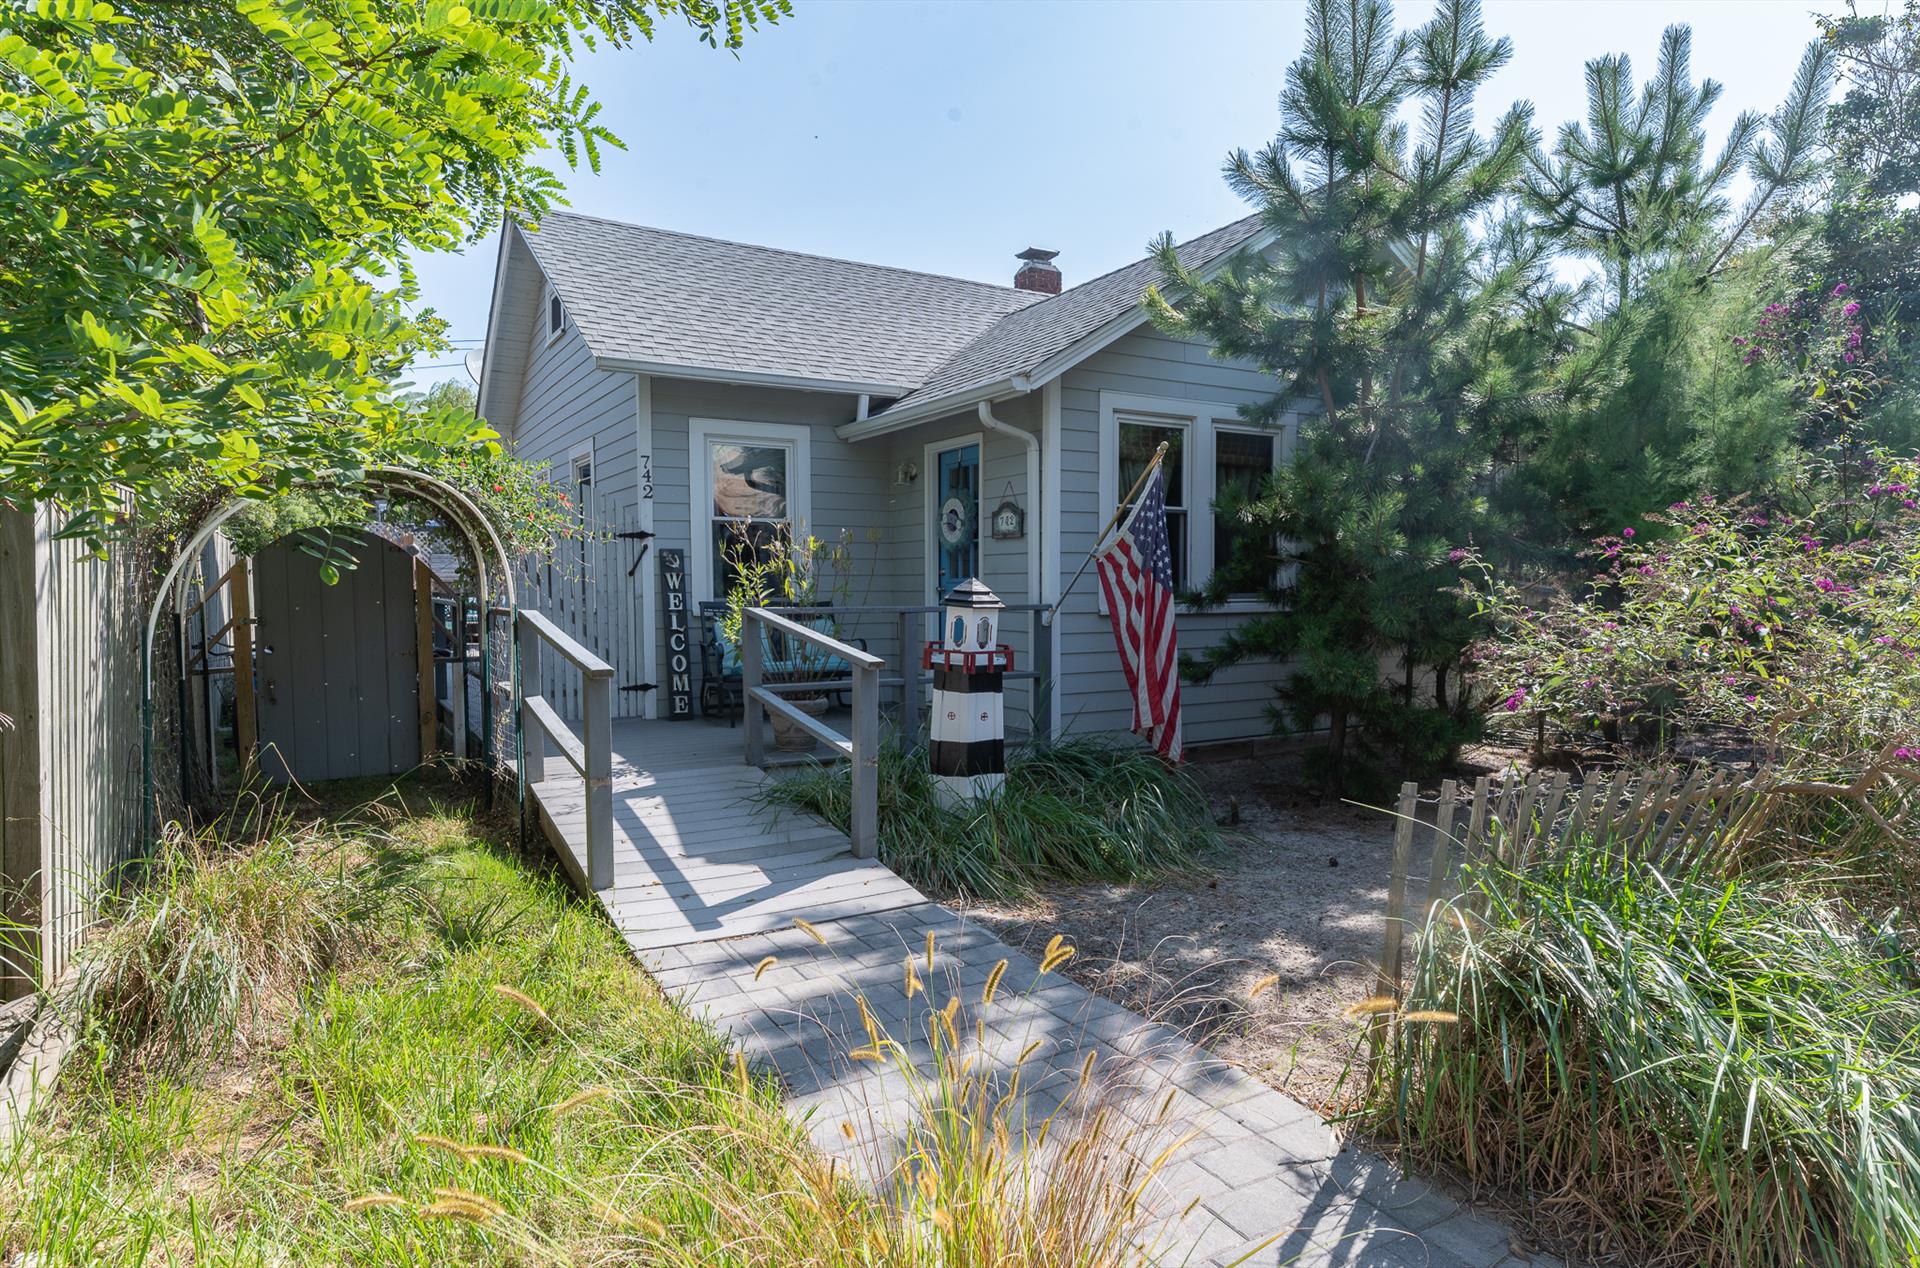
[475,212,1311,746]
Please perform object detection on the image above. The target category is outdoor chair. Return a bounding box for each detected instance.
[697,601,867,725]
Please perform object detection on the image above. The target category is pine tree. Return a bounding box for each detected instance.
[1521,25,1831,309]
[1509,29,1835,540]
[1146,0,1532,792]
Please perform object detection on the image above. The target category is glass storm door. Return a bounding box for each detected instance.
[933,443,980,598]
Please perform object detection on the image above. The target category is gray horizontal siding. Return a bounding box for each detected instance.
[499,300,1315,747]
[510,318,640,507]
[648,381,895,714]
[876,397,1041,730]
[1054,327,1307,747]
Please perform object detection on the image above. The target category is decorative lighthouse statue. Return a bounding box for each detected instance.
[925,578,1010,806]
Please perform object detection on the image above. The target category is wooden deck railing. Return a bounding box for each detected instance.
[517,608,614,890]
[740,606,882,859]
[748,602,1053,741]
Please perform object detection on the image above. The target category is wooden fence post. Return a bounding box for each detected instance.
[1424,778,1458,920]
[517,612,544,777]
[415,559,436,761]
[1031,608,1053,744]
[742,610,765,768]
[851,659,879,859]
[231,557,257,779]
[583,667,613,889]
[1370,781,1420,1078]
[898,608,921,742]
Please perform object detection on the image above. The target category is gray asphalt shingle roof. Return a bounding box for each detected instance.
[519,211,1269,417]
[518,213,1045,392]
[874,214,1268,418]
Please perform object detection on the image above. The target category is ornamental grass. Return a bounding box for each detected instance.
[1368,834,1920,1268]
[757,736,1216,900]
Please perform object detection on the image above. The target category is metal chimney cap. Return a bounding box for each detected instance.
[1015,247,1060,265]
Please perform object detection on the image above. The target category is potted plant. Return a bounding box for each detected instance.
[720,524,868,752]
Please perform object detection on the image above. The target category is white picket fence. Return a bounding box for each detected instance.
[515,488,653,722]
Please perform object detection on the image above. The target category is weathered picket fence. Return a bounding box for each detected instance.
[1372,767,1765,1023]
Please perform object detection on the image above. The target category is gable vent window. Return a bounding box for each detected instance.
[546,290,566,343]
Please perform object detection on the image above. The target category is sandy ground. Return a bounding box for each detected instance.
[959,753,1453,1114]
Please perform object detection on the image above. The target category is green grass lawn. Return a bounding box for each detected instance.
[0,773,1175,1267]
[0,775,891,1265]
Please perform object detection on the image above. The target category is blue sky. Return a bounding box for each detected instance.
[406,0,1827,390]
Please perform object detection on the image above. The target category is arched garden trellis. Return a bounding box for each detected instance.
[141,465,519,839]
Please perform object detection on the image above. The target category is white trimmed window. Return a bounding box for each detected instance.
[1099,392,1290,604]
[1211,426,1277,579]
[689,418,812,602]
[1115,414,1191,590]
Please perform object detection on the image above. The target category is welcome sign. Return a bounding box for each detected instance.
[659,548,694,719]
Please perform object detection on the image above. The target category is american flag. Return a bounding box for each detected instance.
[1095,466,1182,761]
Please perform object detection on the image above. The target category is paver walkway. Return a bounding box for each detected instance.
[531,719,1543,1268]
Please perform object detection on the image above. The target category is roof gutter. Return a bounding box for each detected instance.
[975,401,1044,627]
[596,355,907,399]
[837,379,1026,442]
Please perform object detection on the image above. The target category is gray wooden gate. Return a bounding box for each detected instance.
[252,532,423,783]
[516,487,653,721]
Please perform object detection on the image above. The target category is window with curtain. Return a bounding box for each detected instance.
[708,440,790,598]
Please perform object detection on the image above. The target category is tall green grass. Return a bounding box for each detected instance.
[72,822,371,1074]
[758,737,1218,900]
[2,778,1185,1266]
[1371,840,1920,1268]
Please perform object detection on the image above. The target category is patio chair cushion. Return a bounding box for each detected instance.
[706,608,853,680]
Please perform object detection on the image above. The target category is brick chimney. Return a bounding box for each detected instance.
[1014,247,1061,295]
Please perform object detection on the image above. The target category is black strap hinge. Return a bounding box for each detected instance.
[620,682,657,694]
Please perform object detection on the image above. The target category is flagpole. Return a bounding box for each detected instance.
[1042,440,1168,627]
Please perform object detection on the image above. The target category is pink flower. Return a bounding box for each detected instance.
[1621,527,1635,538]
[1844,301,1861,317]
[1832,283,1850,296]
[1501,688,1527,712]
[1447,548,1468,562]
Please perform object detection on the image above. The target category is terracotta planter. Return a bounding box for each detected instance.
[770,694,829,752]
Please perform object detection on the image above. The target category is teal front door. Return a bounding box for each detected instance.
[933,443,980,598]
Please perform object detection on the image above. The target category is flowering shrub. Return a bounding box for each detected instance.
[1466,465,1920,766]
[1737,282,1884,443]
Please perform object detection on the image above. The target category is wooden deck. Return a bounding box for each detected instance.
[527,716,926,951]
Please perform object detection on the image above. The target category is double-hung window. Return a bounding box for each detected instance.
[1211,428,1276,580]
[1115,415,1190,591]
[1101,392,1290,604]
[690,419,812,603]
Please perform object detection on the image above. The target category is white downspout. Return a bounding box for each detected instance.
[976,400,1042,622]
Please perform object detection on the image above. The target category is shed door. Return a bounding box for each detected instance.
[251,532,422,783]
